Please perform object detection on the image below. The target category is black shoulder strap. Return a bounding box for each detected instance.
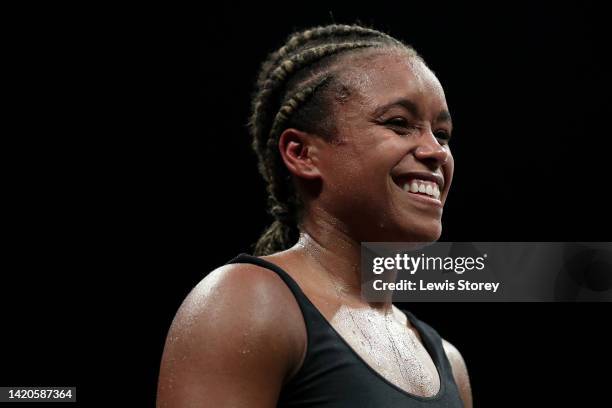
[225,253,317,316]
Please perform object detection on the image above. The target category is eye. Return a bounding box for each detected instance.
[385,117,410,127]
[434,131,451,144]
[381,117,417,136]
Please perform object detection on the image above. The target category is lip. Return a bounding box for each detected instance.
[401,188,443,208]
[392,171,445,191]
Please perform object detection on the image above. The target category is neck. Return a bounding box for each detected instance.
[291,206,394,310]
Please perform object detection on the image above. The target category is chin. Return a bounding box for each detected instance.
[397,220,442,243]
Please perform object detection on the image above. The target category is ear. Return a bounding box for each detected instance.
[277,128,321,180]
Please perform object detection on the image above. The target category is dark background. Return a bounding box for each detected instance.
[2,2,611,406]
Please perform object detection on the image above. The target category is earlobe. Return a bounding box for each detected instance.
[278,128,321,180]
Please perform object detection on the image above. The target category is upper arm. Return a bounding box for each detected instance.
[443,339,473,408]
[157,263,306,408]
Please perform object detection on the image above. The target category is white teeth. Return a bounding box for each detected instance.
[399,178,442,200]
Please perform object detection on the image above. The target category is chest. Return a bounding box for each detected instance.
[312,295,442,398]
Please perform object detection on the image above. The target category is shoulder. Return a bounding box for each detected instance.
[442,338,473,408]
[158,261,307,403]
[168,261,306,356]
[441,338,467,378]
[188,261,303,316]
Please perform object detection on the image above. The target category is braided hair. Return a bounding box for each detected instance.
[248,24,418,255]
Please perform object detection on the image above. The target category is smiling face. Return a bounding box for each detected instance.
[310,49,454,243]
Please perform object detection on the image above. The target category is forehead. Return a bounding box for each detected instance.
[335,50,447,112]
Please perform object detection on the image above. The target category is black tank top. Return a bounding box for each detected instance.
[226,253,464,407]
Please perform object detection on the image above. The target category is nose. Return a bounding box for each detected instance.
[413,131,449,167]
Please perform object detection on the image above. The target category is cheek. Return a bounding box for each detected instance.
[333,146,390,180]
[327,156,393,209]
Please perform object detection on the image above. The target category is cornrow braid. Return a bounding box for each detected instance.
[267,75,333,156]
[256,24,405,87]
[251,76,332,257]
[253,42,381,250]
[251,40,382,161]
[248,23,416,256]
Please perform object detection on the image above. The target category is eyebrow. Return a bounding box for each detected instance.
[435,110,453,128]
[372,97,453,128]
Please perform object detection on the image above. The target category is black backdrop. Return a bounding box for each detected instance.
[2,2,611,407]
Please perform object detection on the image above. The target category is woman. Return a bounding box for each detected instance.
[158,23,472,407]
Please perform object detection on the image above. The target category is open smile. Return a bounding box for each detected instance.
[391,172,444,208]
